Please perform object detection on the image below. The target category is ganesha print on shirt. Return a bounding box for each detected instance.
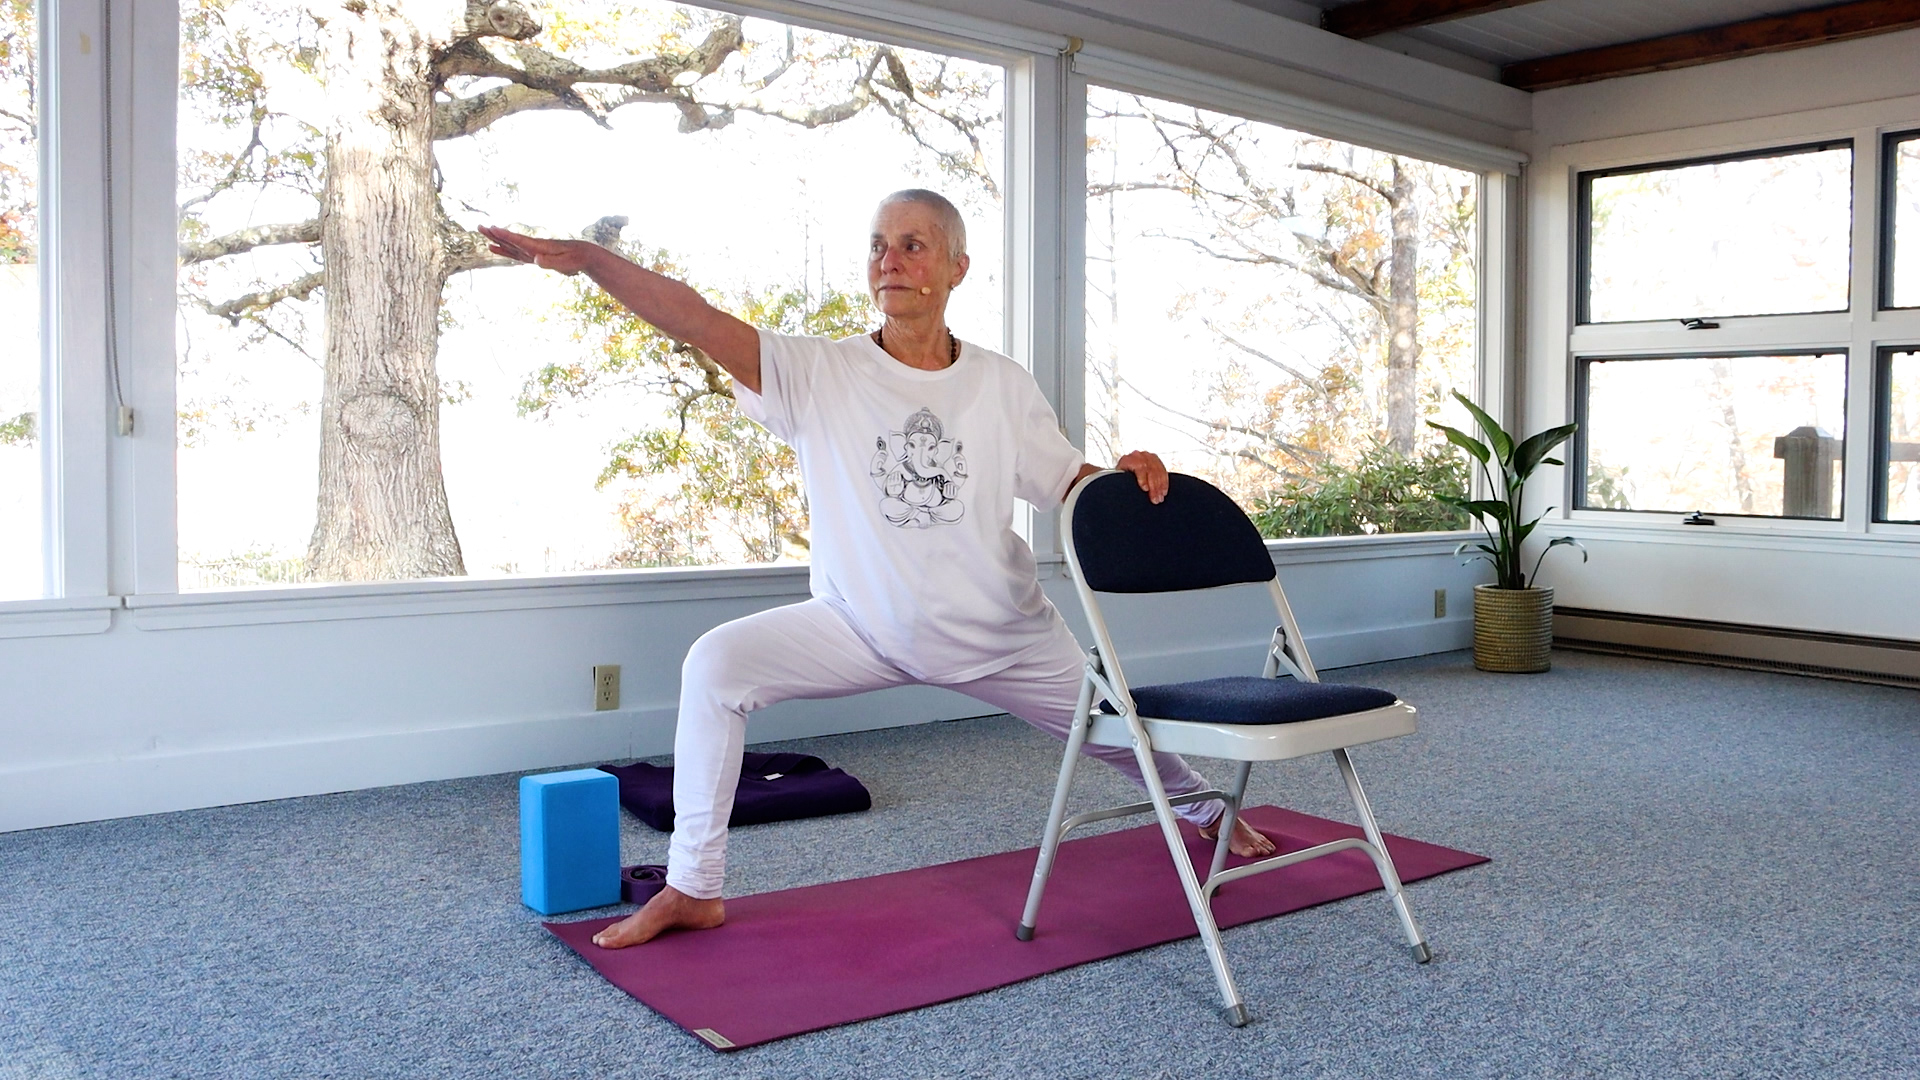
[870,406,968,528]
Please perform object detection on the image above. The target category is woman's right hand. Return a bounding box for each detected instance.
[479,225,600,276]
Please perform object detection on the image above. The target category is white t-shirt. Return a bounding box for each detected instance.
[735,330,1086,682]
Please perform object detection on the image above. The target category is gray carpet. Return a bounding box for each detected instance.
[2,650,1916,1079]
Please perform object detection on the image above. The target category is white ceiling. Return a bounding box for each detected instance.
[1235,1,1856,66]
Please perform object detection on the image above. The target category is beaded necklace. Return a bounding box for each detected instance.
[871,327,960,368]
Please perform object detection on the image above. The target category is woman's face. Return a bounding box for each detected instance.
[868,200,969,320]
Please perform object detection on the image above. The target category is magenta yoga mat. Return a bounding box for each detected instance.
[545,806,1488,1051]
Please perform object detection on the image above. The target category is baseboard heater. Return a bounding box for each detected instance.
[1553,607,1920,689]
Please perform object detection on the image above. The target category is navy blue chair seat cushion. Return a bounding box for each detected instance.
[1123,676,1398,725]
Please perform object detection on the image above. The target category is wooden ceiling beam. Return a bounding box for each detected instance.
[1321,0,1552,40]
[1502,0,1920,91]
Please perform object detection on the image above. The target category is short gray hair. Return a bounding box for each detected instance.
[878,189,967,259]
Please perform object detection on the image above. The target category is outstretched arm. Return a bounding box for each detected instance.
[480,226,763,395]
[1065,451,1169,505]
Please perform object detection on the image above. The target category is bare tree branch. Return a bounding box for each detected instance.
[1294,160,1396,203]
[439,216,518,278]
[1161,233,1385,316]
[1202,319,1330,396]
[1129,382,1320,470]
[447,0,543,47]
[1087,181,1191,197]
[180,219,320,264]
[179,114,269,214]
[431,18,746,139]
[198,272,324,323]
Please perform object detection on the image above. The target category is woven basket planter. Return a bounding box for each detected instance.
[1472,585,1554,673]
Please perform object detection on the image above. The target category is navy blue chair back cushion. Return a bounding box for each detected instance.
[1071,472,1276,593]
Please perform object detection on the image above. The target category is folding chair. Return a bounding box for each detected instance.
[1016,471,1431,1026]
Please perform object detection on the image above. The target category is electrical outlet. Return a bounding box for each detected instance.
[1433,588,1447,619]
[592,665,620,711]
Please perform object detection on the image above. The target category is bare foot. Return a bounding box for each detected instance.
[1198,815,1278,858]
[591,885,725,949]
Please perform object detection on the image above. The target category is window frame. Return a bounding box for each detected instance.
[1881,127,1920,312]
[1571,348,1852,523]
[1575,138,1855,328]
[1873,343,1920,523]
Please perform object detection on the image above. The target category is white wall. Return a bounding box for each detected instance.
[0,545,1483,832]
[0,0,1512,833]
[1522,32,1920,639]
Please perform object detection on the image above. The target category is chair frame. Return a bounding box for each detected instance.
[1015,472,1432,1026]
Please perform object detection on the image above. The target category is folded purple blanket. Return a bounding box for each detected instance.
[598,752,872,833]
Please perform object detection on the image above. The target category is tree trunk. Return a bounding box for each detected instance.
[1384,159,1421,455]
[307,1,465,581]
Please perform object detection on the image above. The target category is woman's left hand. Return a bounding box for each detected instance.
[1115,450,1170,504]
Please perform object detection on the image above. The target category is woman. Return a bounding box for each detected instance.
[482,190,1271,948]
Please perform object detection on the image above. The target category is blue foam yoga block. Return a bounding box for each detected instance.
[520,769,622,915]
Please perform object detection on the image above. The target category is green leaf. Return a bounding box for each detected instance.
[1428,420,1491,465]
[1511,514,1539,547]
[1512,423,1578,479]
[1461,498,1511,525]
[1525,536,1589,588]
[1451,390,1512,463]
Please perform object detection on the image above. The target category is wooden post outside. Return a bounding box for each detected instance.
[1772,426,1841,517]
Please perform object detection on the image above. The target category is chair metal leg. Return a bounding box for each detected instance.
[1206,760,1253,884]
[1130,720,1249,1023]
[1332,748,1430,963]
[1017,670,1097,941]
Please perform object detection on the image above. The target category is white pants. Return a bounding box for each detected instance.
[665,598,1223,899]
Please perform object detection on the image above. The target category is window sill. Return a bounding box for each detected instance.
[125,563,815,631]
[41,532,1478,636]
[1555,514,1920,557]
[0,596,122,639]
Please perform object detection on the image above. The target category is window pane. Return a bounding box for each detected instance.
[177,0,1002,587]
[1584,145,1851,323]
[1882,350,1920,522]
[0,0,39,599]
[1085,88,1476,538]
[1581,354,1847,519]
[1889,134,1920,309]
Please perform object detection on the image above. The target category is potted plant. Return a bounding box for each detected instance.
[1427,391,1586,673]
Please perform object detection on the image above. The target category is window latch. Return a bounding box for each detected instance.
[1679,318,1720,330]
[1681,510,1716,526]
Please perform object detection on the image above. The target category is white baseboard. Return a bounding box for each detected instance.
[0,620,1468,833]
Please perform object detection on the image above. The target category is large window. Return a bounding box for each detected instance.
[1580,142,1852,325]
[1579,353,1847,519]
[0,0,38,599]
[1085,87,1478,538]
[176,0,1003,588]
